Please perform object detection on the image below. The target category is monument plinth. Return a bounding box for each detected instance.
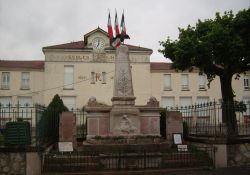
[85,45,161,139]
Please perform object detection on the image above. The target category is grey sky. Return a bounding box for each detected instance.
[0,0,249,62]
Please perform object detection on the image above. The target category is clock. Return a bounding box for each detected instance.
[93,37,105,51]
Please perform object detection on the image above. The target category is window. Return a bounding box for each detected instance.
[180,97,192,107]
[196,97,209,117]
[62,96,76,110]
[91,72,95,84]
[0,96,12,107]
[1,72,10,89]
[243,97,250,114]
[0,97,12,127]
[102,72,106,84]
[244,75,250,90]
[179,97,192,117]
[243,97,250,123]
[181,74,189,90]
[17,96,32,121]
[18,96,32,107]
[196,96,209,104]
[198,73,206,90]
[64,66,74,89]
[161,97,175,108]
[163,74,171,90]
[21,72,30,90]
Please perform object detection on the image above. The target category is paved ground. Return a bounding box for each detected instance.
[164,166,250,175]
[43,166,250,175]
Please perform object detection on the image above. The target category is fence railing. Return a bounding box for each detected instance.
[43,146,215,172]
[166,101,250,140]
[0,103,86,147]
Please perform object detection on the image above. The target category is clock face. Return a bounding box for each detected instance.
[93,37,105,51]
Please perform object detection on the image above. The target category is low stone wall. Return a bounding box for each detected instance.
[187,141,250,168]
[0,147,42,175]
[0,152,26,175]
[228,143,250,166]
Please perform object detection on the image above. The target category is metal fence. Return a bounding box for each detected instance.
[43,146,215,172]
[69,108,86,139]
[0,103,86,147]
[167,101,250,139]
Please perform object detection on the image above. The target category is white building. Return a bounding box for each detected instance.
[0,28,250,109]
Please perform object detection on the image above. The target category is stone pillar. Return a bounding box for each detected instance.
[110,45,140,136]
[112,45,136,106]
[26,152,41,175]
[59,112,77,149]
[166,111,183,143]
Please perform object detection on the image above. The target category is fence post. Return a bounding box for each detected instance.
[144,150,146,169]
[118,151,121,170]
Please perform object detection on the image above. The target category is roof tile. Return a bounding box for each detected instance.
[0,61,44,69]
[150,62,172,70]
[43,41,152,52]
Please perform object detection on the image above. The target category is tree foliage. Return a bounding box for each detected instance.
[159,8,250,97]
[160,109,167,139]
[38,94,68,143]
[46,94,68,112]
[159,8,250,135]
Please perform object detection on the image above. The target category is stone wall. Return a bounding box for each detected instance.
[0,152,26,175]
[228,143,250,166]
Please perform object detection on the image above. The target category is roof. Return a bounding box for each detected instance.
[43,41,85,50]
[43,41,152,52]
[150,62,173,71]
[0,60,44,70]
[43,27,152,53]
[150,62,199,72]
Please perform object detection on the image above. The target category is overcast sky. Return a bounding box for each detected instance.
[0,0,249,62]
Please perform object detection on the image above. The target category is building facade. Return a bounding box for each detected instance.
[0,61,44,107]
[0,28,250,109]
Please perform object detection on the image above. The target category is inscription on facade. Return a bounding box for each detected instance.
[46,54,149,63]
[78,75,87,80]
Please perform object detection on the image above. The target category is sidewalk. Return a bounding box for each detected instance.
[43,166,250,175]
[164,166,250,175]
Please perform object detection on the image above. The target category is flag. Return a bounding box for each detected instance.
[120,11,126,35]
[107,11,113,42]
[112,37,121,48]
[114,9,120,36]
[112,9,121,47]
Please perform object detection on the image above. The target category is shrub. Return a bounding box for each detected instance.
[37,94,68,143]
[160,109,167,139]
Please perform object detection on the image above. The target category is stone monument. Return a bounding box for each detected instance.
[110,45,140,136]
[85,45,161,139]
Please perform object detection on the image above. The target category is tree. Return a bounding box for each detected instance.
[159,8,250,135]
[46,94,68,112]
[38,94,68,143]
[160,109,167,139]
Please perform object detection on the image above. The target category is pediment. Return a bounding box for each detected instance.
[83,27,109,46]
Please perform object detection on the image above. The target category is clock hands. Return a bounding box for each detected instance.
[97,40,100,47]
[93,38,104,50]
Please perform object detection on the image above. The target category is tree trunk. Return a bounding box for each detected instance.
[219,74,238,136]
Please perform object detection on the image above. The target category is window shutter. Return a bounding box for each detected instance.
[64,66,74,89]
[164,74,171,90]
[181,74,189,90]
